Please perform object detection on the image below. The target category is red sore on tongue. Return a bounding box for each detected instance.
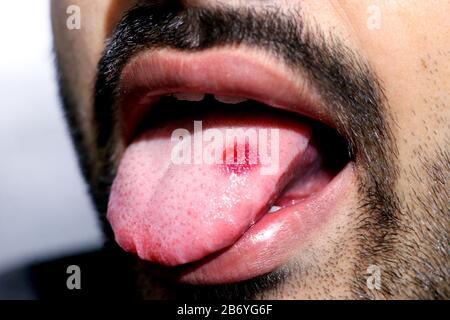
[107,116,312,266]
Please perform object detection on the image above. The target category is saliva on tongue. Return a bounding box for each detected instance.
[107,111,312,266]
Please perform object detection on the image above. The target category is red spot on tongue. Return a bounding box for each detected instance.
[220,141,260,175]
[107,113,312,266]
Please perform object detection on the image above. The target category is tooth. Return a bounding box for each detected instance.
[214,95,248,104]
[173,93,205,101]
[268,206,282,214]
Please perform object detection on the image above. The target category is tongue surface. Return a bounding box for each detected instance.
[107,112,311,266]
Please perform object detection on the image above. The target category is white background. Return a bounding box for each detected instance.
[0,1,103,273]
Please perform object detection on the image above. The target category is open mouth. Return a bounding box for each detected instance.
[106,48,354,285]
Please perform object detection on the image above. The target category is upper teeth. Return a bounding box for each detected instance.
[173,93,248,104]
[214,95,248,104]
[173,93,205,101]
[268,206,282,214]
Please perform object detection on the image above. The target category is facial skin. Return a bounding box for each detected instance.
[51,0,449,299]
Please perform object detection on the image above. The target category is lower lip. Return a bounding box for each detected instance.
[168,163,354,285]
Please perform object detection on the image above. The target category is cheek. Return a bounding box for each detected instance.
[51,0,117,148]
[103,0,138,37]
[52,0,110,55]
[51,0,138,155]
[51,0,137,90]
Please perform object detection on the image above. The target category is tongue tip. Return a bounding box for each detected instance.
[135,245,206,267]
[113,227,212,266]
[112,220,245,267]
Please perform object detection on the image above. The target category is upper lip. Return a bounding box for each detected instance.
[117,46,334,144]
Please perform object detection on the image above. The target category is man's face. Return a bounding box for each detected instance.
[51,0,449,299]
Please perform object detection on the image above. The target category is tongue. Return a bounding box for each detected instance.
[107,112,312,266]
